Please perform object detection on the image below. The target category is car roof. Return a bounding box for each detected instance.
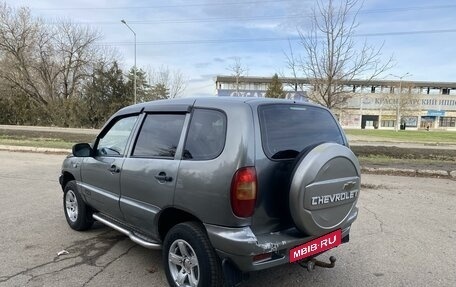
[115,96,322,117]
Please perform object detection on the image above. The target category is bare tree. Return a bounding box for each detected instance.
[226,57,248,96]
[286,0,393,109]
[0,3,48,105]
[53,21,101,100]
[0,3,103,107]
[283,40,306,93]
[148,65,187,99]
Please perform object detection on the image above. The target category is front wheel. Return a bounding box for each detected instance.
[163,222,223,287]
[63,181,93,231]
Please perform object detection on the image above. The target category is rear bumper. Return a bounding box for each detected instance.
[204,207,357,272]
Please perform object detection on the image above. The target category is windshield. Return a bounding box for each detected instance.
[258,104,345,160]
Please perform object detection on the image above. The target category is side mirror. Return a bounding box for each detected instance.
[72,143,93,157]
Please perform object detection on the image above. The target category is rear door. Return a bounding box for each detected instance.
[119,112,189,236]
[80,115,139,220]
[252,103,347,233]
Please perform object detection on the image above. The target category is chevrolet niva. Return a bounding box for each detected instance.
[59,97,360,287]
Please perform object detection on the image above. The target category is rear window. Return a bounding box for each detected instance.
[258,104,344,160]
[183,108,226,160]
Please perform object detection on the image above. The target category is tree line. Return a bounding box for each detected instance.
[0,2,185,128]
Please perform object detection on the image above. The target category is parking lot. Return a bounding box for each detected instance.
[0,150,455,287]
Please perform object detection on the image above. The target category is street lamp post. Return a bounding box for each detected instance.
[121,19,137,104]
[390,73,412,132]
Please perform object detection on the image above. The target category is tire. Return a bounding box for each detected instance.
[163,222,223,287]
[63,180,93,231]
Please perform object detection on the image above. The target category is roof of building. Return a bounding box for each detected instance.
[215,75,456,89]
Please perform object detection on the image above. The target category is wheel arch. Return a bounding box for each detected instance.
[61,171,76,191]
[157,207,202,241]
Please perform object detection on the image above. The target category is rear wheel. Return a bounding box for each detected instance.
[63,181,93,231]
[163,222,223,287]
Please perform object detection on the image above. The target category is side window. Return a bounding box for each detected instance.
[97,116,138,157]
[183,109,226,160]
[133,114,185,158]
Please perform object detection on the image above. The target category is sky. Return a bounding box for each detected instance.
[4,0,456,97]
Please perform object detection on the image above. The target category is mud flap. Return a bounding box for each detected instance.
[222,258,245,287]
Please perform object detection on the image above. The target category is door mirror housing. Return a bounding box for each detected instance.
[72,143,93,157]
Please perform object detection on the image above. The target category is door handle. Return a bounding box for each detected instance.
[108,164,120,173]
[154,172,173,182]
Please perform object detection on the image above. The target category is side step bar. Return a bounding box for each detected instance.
[93,214,162,250]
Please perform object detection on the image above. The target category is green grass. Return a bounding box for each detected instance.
[0,135,73,149]
[344,129,456,144]
[0,129,95,149]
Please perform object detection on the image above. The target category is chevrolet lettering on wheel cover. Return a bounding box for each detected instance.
[311,190,359,206]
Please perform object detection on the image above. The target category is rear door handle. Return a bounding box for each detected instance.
[108,164,120,173]
[154,172,173,182]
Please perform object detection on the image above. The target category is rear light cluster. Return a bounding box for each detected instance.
[230,167,257,217]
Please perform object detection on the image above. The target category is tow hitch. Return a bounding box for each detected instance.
[298,256,336,272]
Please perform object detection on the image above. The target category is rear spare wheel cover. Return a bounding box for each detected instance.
[289,143,360,236]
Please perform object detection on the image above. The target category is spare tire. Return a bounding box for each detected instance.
[289,143,360,236]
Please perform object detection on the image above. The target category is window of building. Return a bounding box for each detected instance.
[133,114,185,158]
[183,109,227,160]
[442,88,451,95]
[361,86,371,93]
[381,120,395,127]
[371,86,376,93]
[439,117,456,127]
[402,116,418,127]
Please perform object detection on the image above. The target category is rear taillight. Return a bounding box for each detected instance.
[230,167,257,217]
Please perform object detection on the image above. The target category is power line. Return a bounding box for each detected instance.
[42,4,456,26]
[31,2,456,13]
[359,4,456,14]
[48,14,301,25]
[31,0,292,11]
[97,28,456,46]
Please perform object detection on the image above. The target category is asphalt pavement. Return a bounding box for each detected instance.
[0,151,455,286]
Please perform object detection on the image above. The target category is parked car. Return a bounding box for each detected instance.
[59,97,360,287]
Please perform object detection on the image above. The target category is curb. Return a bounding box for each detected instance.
[0,145,70,155]
[362,167,455,179]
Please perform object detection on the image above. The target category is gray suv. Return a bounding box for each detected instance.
[59,97,360,287]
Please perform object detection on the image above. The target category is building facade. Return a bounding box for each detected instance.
[215,76,456,130]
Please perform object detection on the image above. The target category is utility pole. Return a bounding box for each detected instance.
[390,73,412,132]
[121,19,137,104]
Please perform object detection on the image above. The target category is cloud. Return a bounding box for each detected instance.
[194,62,211,68]
[188,75,214,83]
